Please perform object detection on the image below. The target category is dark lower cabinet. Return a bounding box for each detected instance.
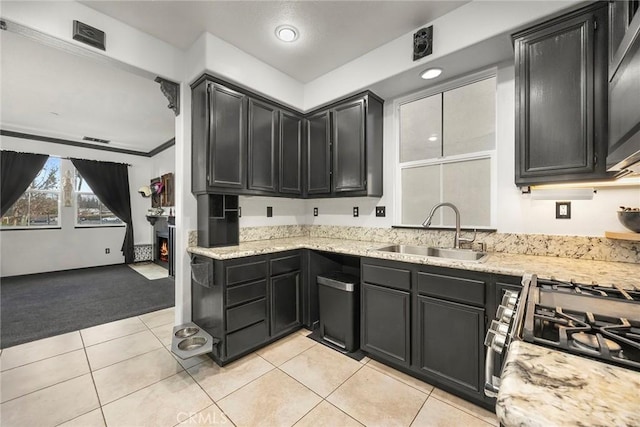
[415,296,484,394]
[191,251,303,365]
[514,3,611,185]
[271,271,301,336]
[361,283,411,367]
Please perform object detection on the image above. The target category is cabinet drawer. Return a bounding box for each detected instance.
[362,263,411,291]
[226,260,267,286]
[270,254,301,276]
[226,298,267,332]
[416,272,485,306]
[226,320,268,357]
[227,280,267,306]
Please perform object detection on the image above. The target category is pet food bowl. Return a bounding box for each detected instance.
[177,336,208,351]
[174,327,200,338]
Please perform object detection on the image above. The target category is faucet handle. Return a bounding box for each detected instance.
[459,228,477,245]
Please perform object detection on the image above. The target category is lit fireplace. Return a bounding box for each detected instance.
[159,238,169,262]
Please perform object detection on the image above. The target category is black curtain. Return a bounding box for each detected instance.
[1,151,49,216]
[71,158,135,264]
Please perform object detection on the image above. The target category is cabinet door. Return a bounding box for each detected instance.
[208,83,247,189]
[416,295,484,394]
[280,112,303,195]
[333,98,366,192]
[270,271,301,336]
[361,283,411,367]
[306,111,331,194]
[248,99,278,192]
[514,5,607,185]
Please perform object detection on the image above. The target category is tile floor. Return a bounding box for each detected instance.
[0,307,499,427]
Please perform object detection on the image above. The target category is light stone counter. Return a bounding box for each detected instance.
[187,236,640,288]
[497,341,640,427]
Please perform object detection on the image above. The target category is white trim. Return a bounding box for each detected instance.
[393,69,498,229]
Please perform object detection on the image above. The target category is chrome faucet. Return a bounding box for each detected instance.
[422,202,475,249]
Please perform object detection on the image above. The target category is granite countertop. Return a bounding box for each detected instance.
[497,341,640,427]
[187,236,640,288]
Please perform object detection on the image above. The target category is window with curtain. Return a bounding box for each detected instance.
[396,72,497,228]
[1,157,61,228]
[75,170,124,226]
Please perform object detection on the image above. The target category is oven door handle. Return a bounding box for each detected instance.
[484,344,501,398]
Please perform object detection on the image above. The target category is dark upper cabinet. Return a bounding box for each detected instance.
[333,98,366,193]
[192,74,383,198]
[306,93,384,197]
[514,3,611,185]
[279,111,304,195]
[248,98,278,193]
[306,111,332,195]
[191,79,247,193]
[208,83,247,189]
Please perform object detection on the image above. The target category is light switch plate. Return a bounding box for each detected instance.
[313,207,318,217]
[267,206,273,217]
[375,206,386,217]
[556,201,571,219]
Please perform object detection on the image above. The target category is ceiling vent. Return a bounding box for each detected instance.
[73,20,106,51]
[83,136,110,144]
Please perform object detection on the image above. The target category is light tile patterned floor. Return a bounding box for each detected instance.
[0,307,499,427]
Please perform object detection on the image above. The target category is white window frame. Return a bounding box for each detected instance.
[0,157,61,230]
[393,68,498,229]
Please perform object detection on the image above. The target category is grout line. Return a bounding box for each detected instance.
[88,342,166,373]
[81,326,149,348]
[100,370,185,408]
[0,368,89,405]
[180,367,238,427]
[428,393,498,425]
[78,330,108,427]
[408,395,429,427]
[366,359,435,397]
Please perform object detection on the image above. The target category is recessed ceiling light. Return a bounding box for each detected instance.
[420,68,443,80]
[428,135,438,142]
[276,25,298,42]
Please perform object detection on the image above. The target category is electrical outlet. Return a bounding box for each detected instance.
[353,207,359,217]
[375,206,386,217]
[313,207,318,216]
[556,201,571,219]
[105,248,110,254]
[238,207,242,218]
[267,206,273,217]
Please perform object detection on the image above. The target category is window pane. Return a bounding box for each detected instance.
[77,194,102,224]
[75,170,92,192]
[28,192,59,226]
[401,165,441,225]
[31,157,61,190]
[442,158,491,227]
[443,77,496,156]
[100,205,123,225]
[399,94,442,162]
[0,194,29,227]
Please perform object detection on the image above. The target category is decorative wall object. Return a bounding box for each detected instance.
[133,244,153,262]
[161,172,174,206]
[413,26,433,60]
[150,177,161,208]
[62,170,73,207]
[155,77,180,116]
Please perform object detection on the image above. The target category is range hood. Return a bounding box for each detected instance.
[607,5,640,175]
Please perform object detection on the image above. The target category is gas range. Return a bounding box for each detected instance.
[522,278,640,371]
[484,274,640,398]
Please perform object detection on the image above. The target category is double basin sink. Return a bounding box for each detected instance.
[375,245,488,262]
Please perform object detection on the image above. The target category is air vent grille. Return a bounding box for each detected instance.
[83,136,110,144]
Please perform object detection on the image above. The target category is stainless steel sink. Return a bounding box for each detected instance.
[375,245,488,262]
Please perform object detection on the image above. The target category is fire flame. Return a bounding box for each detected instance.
[160,241,169,262]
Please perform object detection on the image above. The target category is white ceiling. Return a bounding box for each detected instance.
[0,29,175,153]
[80,0,469,83]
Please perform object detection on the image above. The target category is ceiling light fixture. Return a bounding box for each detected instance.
[276,25,298,42]
[420,67,443,80]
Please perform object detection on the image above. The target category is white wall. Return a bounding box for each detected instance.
[0,135,154,276]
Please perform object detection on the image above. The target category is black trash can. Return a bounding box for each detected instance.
[317,272,360,352]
